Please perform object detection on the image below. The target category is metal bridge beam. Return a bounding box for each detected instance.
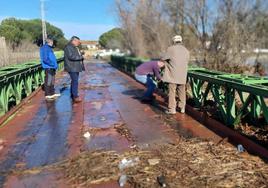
[0,52,64,116]
[110,55,268,127]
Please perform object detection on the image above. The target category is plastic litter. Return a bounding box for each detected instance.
[237,144,245,153]
[130,144,137,149]
[83,132,91,139]
[100,116,106,121]
[148,158,160,166]
[119,174,127,187]
[118,157,139,170]
[157,175,167,187]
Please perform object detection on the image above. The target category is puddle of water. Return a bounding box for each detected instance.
[85,130,129,152]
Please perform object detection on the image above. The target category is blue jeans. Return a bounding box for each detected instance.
[145,75,156,98]
[69,72,79,98]
[135,74,156,98]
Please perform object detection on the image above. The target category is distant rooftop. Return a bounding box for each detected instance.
[81,40,99,45]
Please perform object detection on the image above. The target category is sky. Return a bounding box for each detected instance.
[0,0,118,40]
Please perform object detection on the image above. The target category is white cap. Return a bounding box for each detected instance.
[172,35,182,43]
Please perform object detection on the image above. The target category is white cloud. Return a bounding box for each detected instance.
[51,21,116,40]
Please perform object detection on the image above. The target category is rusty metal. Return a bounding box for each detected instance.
[111,55,268,126]
[110,56,268,160]
[1,61,267,188]
[0,53,64,117]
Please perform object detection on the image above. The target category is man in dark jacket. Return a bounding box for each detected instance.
[64,36,84,103]
[40,37,61,100]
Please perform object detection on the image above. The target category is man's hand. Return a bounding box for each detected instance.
[157,80,165,89]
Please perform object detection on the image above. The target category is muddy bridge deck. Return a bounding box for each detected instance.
[0,60,267,188]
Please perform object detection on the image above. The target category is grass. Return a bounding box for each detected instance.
[0,38,39,67]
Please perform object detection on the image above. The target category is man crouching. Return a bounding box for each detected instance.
[135,60,165,102]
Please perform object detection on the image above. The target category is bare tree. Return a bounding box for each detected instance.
[207,0,266,70]
[115,0,268,72]
[115,0,173,58]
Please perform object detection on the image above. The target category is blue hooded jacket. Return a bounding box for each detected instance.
[40,43,58,69]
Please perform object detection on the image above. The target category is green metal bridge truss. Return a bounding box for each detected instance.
[0,51,64,116]
[110,55,268,127]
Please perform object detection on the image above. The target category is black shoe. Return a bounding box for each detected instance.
[73,97,82,103]
[141,97,153,103]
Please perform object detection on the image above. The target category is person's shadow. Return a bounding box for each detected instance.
[121,88,167,112]
[122,88,144,99]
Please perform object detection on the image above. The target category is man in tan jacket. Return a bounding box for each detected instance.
[162,35,190,114]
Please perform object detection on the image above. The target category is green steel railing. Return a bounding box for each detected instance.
[0,51,64,116]
[110,55,268,127]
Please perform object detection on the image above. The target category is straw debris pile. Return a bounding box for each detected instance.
[50,138,268,187]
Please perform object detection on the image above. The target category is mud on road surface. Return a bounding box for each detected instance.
[0,60,268,188]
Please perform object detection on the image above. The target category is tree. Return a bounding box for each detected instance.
[115,0,173,57]
[115,0,268,72]
[0,24,25,50]
[0,18,67,50]
[99,28,125,49]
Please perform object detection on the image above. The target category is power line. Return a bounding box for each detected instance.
[40,0,47,45]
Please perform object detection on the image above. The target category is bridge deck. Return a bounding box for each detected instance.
[0,60,222,187]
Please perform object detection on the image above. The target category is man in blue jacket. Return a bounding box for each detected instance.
[40,37,61,100]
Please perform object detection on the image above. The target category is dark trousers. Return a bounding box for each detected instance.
[143,75,156,98]
[44,69,56,96]
[69,72,79,98]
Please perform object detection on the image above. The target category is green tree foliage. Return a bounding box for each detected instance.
[0,18,67,49]
[0,24,25,50]
[99,28,125,49]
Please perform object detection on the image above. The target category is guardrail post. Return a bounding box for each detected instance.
[211,85,227,124]
[24,75,33,96]
[250,96,261,121]
[259,97,268,124]
[12,77,23,105]
[0,87,6,116]
[0,56,64,117]
[189,77,204,107]
[226,88,236,126]
[110,55,268,127]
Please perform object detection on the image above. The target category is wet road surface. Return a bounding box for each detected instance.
[0,60,221,188]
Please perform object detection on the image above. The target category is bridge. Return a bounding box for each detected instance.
[0,56,268,187]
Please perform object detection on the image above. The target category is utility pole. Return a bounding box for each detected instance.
[40,0,47,45]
